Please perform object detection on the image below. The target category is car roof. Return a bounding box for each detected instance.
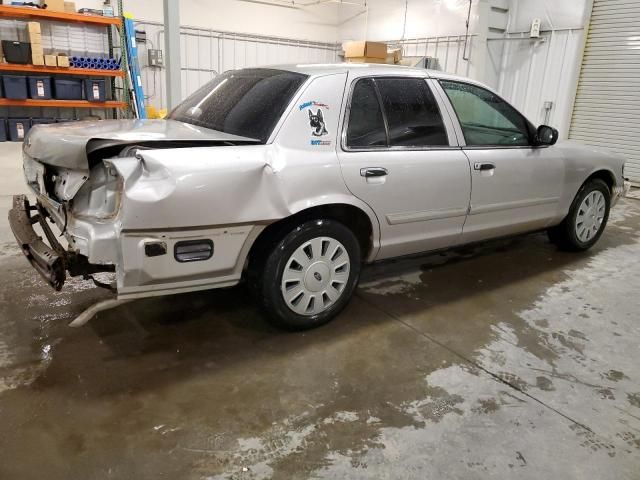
[265,63,488,88]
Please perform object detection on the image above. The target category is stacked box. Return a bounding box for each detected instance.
[343,41,388,64]
[57,54,70,68]
[47,0,65,12]
[28,22,44,66]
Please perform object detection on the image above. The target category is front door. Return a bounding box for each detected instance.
[438,80,565,242]
[337,76,471,260]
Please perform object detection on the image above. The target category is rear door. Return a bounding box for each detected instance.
[437,80,565,243]
[337,76,472,260]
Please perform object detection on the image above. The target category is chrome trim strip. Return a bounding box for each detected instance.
[470,197,560,215]
[386,207,468,225]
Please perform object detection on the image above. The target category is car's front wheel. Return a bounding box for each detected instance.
[254,219,361,330]
[548,178,611,251]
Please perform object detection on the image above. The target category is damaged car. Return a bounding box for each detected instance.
[9,65,628,330]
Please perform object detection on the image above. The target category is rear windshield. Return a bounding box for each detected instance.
[169,68,308,143]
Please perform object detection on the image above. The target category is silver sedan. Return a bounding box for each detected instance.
[9,64,627,329]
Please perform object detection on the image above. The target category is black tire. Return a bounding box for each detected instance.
[251,219,361,331]
[547,178,611,251]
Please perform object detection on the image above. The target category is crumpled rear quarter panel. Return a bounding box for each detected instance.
[111,72,377,298]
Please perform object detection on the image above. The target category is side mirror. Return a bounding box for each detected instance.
[535,125,559,146]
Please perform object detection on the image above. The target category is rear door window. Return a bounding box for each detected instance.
[346,78,387,148]
[375,78,449,147]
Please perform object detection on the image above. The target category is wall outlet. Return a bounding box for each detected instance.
[530,18,541,38]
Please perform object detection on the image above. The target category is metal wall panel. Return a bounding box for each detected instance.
[491,29,584,134]
[134,21,339,112]
[387,35,476,77]
[569,0,640,184]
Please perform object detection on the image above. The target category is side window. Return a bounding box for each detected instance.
[375,78,449,147]
[346,79,387,148]
[440,80,531,147]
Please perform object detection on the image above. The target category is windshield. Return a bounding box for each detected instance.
[169,68,308,143]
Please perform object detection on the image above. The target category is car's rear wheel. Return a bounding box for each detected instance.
[548,178,610,251]
[253,219,361,330]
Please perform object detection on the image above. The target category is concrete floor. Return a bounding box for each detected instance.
[0,141,639,479]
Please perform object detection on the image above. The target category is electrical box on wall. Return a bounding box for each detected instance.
[135,30,147,43]
[148,49,164,68]
[530,18,541,38]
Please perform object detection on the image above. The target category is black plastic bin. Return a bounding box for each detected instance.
[0,119,7,142]
[83,78,106,102]
[2,41,31,64]
[32,118,56,126]
[53,78,83,100]
[2,75,28,100]
[8,118,31,142]
[28,76,52,100]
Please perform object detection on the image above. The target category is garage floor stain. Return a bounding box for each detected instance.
[0,199,639,479]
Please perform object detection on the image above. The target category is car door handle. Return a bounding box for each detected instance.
[474,162,496,171]
[360,167,388,178]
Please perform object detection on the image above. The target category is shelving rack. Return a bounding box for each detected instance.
[0,5,128,113]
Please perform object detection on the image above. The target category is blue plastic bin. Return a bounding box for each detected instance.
[2,75,28,100]
[53,78,83,100]
[28,76,52,100]
[84,78,106,102]
[0,119,7,142]
[8,118,31,142]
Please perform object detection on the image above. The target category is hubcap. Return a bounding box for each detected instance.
[575,190,606,243]
[281,237,350,316]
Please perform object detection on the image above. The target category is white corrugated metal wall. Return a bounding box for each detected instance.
[388,35,476,78]
[569,0,640,184]
[134,21,340,112]
[492,28,584,132]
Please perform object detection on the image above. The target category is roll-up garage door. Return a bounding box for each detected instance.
[569,0,640,184]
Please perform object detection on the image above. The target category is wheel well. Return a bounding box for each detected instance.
[586,170,615,192]
[248,204,374,268]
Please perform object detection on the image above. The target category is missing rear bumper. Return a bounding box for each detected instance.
[9,195,66,290]
[8,194,115,291]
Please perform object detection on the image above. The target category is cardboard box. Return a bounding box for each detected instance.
[28,32,42,44]
[27,22,41,34]
[343,41,387,60]
[44,54,58,66]
[31,44,44,55]
[32,54,45,66]
[389,48,402,64]
[56,54,70,67]
[346,57,387,64]
[47,0,65,12]
[64,1,76,12]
